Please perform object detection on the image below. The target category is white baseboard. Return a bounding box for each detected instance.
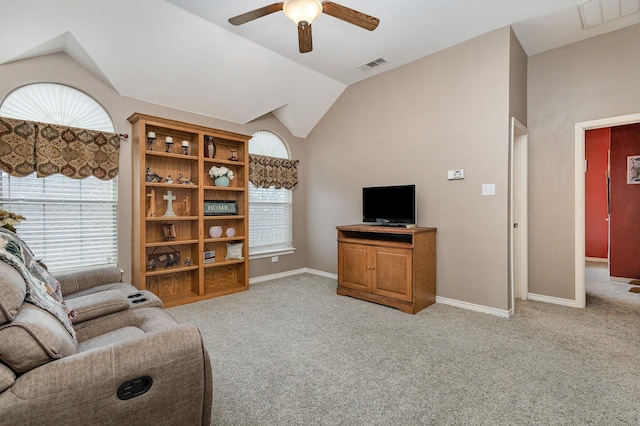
[435,296,512,318]
[250,268,337,285]
[527,293,578,307]
[305,269,338,279]
[252,270,514,318]
[586,257,608,263]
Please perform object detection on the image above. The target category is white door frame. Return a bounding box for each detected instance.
[574,113,640,308]
[510,117,528,312]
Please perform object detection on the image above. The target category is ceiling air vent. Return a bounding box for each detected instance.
[357,57,388,71]
[578,0,640,29]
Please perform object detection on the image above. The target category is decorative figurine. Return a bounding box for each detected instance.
[184,196,190,216]
[229,149,238,161]
[145,167,162,183]
[162,191,177,217]
[147,190,156,217]
[147,132,156,151]
[205,136,216,158]
[182,140,190,155]
[184,257,193,267]
[178,173,190,184]
[165,175,174,184]
[165,253,180,268]
[165,136,174,153]
[146,259,156,271]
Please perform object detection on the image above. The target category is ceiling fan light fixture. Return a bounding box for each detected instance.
[283,0,323,25]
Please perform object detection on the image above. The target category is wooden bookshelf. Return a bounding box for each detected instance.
[129,113,250,307]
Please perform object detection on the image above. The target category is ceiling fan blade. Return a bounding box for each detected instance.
[228,3,284,26]
[321,2,379,31]
[298,23,313,53]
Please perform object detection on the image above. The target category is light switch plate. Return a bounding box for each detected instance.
[447,169,464,180]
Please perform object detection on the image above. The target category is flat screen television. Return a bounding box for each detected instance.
[362,184,416,226]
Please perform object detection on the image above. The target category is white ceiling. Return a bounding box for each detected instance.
[1,0,639,137]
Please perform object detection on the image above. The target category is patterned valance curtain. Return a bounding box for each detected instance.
[249,154,299,190]
[0,116,120,180]
[0,117,36,177]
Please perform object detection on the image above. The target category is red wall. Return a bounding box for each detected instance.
[585,128,609,259]
[609,123,640,279]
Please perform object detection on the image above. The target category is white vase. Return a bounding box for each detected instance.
[209,226,223,238]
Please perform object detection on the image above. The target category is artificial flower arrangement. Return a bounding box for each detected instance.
[208,166,234,181]
[0,208,26,233]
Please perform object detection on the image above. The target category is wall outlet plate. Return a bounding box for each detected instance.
[482,183,496,196]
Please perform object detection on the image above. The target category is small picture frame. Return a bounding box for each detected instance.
[627,155,640,184]
[161,223,176,240]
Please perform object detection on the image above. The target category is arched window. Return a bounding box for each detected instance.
[0,83,118,272]
[248,131,294,257]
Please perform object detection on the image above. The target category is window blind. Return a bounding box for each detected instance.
[248,184,291,252]
[0,171,118,272]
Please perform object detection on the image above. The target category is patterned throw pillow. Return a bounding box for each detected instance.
[0,228,76,339]
[225,242,243,260]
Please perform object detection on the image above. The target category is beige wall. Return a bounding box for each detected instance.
[305,27,519,311]
[509,28,527,126]
[527,23,640,300]
[0,52,309,282]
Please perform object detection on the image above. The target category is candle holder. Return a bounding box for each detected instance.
[229,149,238,161]
[182,141,190,155]
[147,132,156,151]
[165,136,174,153]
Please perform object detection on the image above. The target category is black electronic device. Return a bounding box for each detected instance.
[362,184,416,226]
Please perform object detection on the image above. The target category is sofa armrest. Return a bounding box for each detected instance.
[65,290,130,324]
[55,266,123,297]
[0,324,212,425]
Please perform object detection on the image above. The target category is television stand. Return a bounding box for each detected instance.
[336,224,436,314]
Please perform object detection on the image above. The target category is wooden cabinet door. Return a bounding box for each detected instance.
[338,243,371,292]
[371,247,413,302]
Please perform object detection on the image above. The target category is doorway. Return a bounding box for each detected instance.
[574,113,640,307]
[510,118,528,313]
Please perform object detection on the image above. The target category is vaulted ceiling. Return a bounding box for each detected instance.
[1,0,639,137]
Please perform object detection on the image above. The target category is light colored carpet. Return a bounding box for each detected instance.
[168,273,640,425]
[586,261,640,305]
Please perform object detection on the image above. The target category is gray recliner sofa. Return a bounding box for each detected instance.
[0,231,212,425]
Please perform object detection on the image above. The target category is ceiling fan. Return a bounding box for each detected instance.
[228,0,379,53]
